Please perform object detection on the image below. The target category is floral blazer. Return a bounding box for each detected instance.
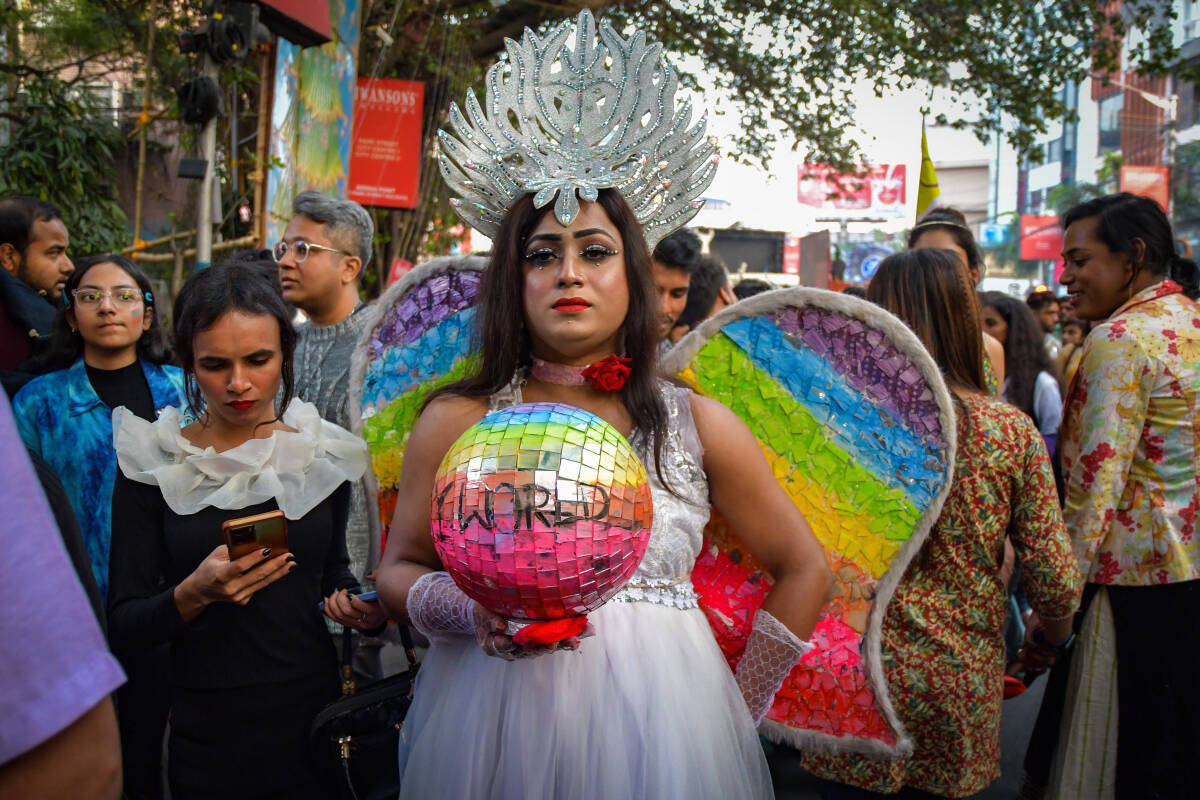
[1061,280,1200,585]
[13,358,185,599]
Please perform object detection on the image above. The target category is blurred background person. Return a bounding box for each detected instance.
[650,227,700,345]
[979,291,1063,457]
[908,206,1005,394]
[803,248,1079,799]
[733,277,774,300]
[1026,289,1063,361]
[668,252,736,342]
[0,196,73,394]
[1055,317,1092,393]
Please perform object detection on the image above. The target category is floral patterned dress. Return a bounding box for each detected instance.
[1061,279,1200,586]
[803,393,1081,798]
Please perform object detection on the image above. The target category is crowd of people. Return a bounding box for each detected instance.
[1,17,1197,799]
[3,181,1196,799]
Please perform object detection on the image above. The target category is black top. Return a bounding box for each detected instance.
[87,361,155,421]
[0,269,56,397]
[107,475,357,689]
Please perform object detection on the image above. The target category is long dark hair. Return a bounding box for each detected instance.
[172,261,296,422]
[867,248,987,394]
[35,254,172,372]
[979,291,1058,421]
[431,188,670,473]
[1063,192,1200,300]
[908,206,984,281]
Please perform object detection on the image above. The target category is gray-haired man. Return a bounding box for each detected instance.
[275,190,383,680]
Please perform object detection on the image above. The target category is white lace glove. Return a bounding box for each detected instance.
[735,608,816,725]
[406,571,533,661]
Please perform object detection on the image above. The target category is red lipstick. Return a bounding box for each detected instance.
[553,297,591,312]
[229,400,255,410]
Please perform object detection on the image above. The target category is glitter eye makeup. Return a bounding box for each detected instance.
[523,247,560,269]
[522,245,620,270]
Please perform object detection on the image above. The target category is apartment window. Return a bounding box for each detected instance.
[1099,93,1123,153]
[1046,137,1063,163]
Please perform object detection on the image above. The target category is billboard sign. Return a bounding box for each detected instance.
[782,234,801,274]
[348,78,424,208]
[1120,165,1170,212]
[1019,215,1063,261]
[797,164,906,216]
[978,222,1010,248]
[265,0,360,249]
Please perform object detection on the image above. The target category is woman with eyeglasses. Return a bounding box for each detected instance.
[12,254,185,800]
[12,254,184,600]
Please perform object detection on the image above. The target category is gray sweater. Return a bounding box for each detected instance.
[293,304,374,589]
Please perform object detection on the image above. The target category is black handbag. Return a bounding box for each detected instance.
[311,624,420,800]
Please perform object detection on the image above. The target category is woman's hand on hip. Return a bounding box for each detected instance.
[174,545,296,621]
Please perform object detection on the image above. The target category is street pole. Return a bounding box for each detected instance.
[1164,74,1178,223]
[196,52,218,269]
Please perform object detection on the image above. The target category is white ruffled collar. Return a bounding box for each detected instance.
[114,398,368,518]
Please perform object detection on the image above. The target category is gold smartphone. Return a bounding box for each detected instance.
[222,510,289,560]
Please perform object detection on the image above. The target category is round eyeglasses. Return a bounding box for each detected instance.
[272,240,350,264]
[71,288,150,307]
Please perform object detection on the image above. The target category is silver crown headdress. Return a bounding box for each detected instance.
[438,11,717,248]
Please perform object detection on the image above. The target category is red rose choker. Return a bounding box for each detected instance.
[530,354,633,392]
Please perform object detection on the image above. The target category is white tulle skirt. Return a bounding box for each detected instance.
[397,600,774,799]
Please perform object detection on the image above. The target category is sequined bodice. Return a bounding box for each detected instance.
[489,379,710,608]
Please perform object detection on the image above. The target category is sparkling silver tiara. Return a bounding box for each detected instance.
[437,10,717,248]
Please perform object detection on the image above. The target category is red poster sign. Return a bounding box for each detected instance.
[1019,215,1064,261]
[782,235,801,275]
[387,257,413,286]
[1120,165,1170,212]
[797,164,906,213]
[348,78,423,208]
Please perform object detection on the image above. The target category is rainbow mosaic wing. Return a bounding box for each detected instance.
[660,287,957,757]
[349,256,487,549]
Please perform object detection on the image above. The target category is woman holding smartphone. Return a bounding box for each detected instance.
[107,263,384,800]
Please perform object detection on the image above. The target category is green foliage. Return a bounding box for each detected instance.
[364,0,1192,173]
[8,1,1193,268]
[2,1,211,258]
[0,77,129,255]
[1173,142,1200,230]
[359,1,1193,264]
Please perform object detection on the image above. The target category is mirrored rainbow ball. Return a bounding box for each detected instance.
[430,403,654,621]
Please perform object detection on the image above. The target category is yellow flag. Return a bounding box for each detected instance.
[916,121,941,219]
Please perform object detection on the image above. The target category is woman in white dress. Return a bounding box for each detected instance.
[374,186,833,798]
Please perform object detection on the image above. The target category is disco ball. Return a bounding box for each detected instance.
[430,403,653,634]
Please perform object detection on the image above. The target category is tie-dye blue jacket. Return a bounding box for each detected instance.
[13,358,185,599]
